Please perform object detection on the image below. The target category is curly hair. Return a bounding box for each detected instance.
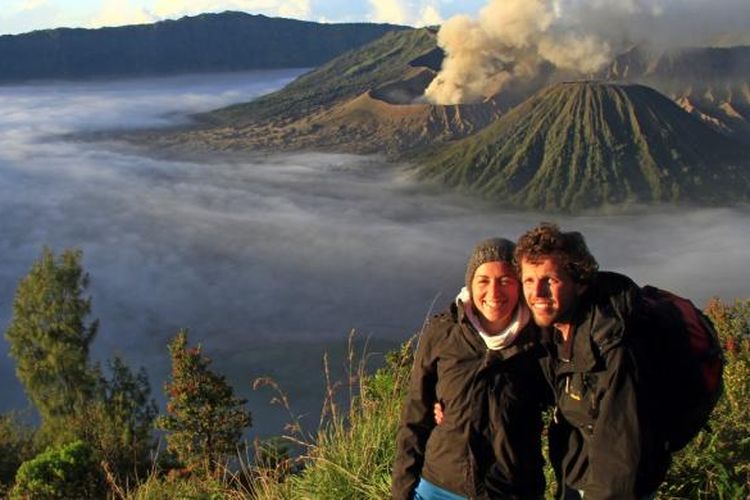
[514,223,599,284]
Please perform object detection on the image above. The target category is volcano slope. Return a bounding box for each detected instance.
[603,46,750,145]
[140,28,506,157]
[413,81,750,212]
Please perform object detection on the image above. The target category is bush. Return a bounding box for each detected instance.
[659,298,750,498]
[156,330,251,478]
[10,440,101,499]
[84,357,158,487]
[0,413,35,496]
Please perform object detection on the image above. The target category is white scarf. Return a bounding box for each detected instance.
[456,287,530,350]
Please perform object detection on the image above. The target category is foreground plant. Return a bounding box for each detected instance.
[11,440,100,499]
[157,329,252,478]
[659,298,750,498]
[251,333,414,499]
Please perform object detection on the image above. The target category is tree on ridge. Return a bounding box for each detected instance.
[157,329,252,477]
[5,247,98,442]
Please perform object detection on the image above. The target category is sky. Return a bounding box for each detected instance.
[1,0,748,48]
[0,0,487,35]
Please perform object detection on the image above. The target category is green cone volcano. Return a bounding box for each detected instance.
[413,81,750,212]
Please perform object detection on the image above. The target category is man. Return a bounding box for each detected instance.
[515,223,670,500]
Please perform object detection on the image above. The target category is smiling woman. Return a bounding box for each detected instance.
[470,261,519,333]
[392,238,550,499]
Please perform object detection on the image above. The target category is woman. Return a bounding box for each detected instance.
[391,238,550,499]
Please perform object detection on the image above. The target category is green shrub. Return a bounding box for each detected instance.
[156,330,251,478]
[0,412,35,496]
[10,440,101,499]
[85,357,158,488]
[658,298,750,498]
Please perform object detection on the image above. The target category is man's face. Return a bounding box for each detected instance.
[520,255,587,327]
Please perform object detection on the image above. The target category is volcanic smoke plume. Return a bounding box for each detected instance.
[425,0,612,104]
[425,0,613,105]
[425,0,750,105]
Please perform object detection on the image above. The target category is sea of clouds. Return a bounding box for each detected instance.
[0,69,747,436]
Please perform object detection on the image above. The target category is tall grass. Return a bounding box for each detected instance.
[249,332,414,499]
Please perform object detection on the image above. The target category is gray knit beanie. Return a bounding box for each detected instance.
[465,238,516,291]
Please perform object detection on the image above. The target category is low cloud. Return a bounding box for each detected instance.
[0,0,60,35]
[87,0,154,29]
[367,0,444,27]
[85,0,313,30]
[14,0,49,12]
[151,0,311,20]
[367,0,407,24]
[1,70,747,435]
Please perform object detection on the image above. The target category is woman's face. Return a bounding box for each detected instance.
[471,261,520,334]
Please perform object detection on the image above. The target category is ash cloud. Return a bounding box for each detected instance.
[0,71,747,435]
[426,0,750,104]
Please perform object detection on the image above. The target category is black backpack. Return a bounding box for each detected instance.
[639,286,725,452]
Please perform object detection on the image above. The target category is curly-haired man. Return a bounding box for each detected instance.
[516,223,669,500]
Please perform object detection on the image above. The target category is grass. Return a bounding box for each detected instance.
[247,333,414,499]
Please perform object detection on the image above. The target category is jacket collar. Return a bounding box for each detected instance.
[553,271,637,373]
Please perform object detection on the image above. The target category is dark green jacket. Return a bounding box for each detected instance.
[540,272,671,500]
[392,302,549,500]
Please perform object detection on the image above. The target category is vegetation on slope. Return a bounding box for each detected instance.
[143,27,506,157]
[413,81,750,212]
[604,45,750,83]
[201,27,439,126]
[198,43,750,146]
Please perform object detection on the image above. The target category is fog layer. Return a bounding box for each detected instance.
[1,70,747,436]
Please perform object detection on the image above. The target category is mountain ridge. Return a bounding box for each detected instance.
[0,11,409,82]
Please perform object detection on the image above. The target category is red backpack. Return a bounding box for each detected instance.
[639,286,724,452]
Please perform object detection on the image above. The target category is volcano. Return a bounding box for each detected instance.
[175,28,513,156]
[413,81,750,211]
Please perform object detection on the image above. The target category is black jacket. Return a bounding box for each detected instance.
[392,302,550,500]
[539,272,671,500]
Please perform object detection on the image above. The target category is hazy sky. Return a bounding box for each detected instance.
[0,0,484,35]
[2,0,749,48]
